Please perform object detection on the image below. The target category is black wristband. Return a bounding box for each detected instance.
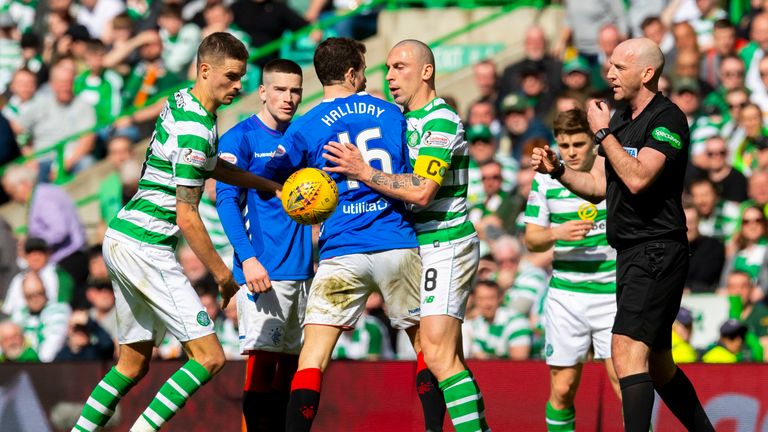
[550,161,565,179]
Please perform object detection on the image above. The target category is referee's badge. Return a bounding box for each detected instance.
[577,203,598,221]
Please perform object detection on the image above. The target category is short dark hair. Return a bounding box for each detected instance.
[641,16,661,31]
[159,4,183,19]
[714,18,734,31]
[197,32,249,67]
[553,108,592,137]
[687,176,719,195]
[85,38,106,54]
[313,37,366,86]
[263,58,303,78]
[473,279,500,293]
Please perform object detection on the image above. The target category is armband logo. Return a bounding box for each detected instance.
[219,152,237,164]
[651,127,682,149]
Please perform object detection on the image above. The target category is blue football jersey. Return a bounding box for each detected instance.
[264,92,417,259]
[216,115,313,285]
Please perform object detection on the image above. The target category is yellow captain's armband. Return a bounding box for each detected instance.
[413,156,449,185]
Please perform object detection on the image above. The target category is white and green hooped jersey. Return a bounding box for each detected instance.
[523,173,616,294]
[106,88,218,250]
[467,308,532,359]
[406,98,476,245]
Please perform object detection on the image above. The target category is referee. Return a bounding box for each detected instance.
[532,38,714,431]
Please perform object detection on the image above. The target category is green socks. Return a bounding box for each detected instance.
[546,401,575,432]
[73,367,136,431]
[439,369,490,432]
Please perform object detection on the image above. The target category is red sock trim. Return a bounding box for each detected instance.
[417,351,428,373]
[244,351,280,392]
[290,368,322,392]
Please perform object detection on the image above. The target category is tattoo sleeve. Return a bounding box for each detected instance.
[176,185,203,210]
[370,170,425,190]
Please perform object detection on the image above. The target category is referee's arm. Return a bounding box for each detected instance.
[600,135,666,194]
[531,146,607,204]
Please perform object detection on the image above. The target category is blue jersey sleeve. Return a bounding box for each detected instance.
[216,129,258,264]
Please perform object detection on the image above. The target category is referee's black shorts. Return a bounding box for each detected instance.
[613,239,689,350]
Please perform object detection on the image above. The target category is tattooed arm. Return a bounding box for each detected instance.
[176,185,240,307]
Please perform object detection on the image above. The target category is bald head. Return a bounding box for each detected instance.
[617,38,665,79]
[393,39,435,69]
[752,13,768,50]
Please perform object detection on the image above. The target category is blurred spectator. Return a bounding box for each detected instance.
[466,280,531,360]
[641,15,675,55]
[11,61,97,177]
[469,160,515,227]
[472,59,498,105]
[749,169,768,213]
[200,3,251,55]
[465,124,517,206]
[732,103,764,176]
[19,32,47,84]
[671,307,697,363]
[684,202,725,293]
[498,93,553,161]
[750,56,768,122]
[674,48,714,96]
[3,237,75,316]
[0,320,39,362]
[1,68,38,140]
[76,0,125,40]
[517,61,553,119]
[490,235,523,291]
[499,26,562,105]
[1,164,89,290]
[85,276,117,341]
[0,219,19,299]
[556,0,628,64]
[502,250,551,321]
[595,23,625,84]
[670,76,703,127]
[700,20,740,88]
[54,309,114,361]
[688,0,728,51]
[11,271,71,362]
[0,112,18,174]
[43,12,91,67]
[102,13,138,76]
[723,205,768,282]
[333,292,393,360]
[688,177,740,241]
[701,55,745,118]
[98,134,133,237]
[157,4,201,75]
[74,39,123,138]
[693,136,749,202]
[722,87,751,154]
[230,0,308,68]
[114,30,178,138]
[179,243,213,286]
[465,99,502,140]
[0,13,22,94]
[669,21,699,68]
[726,271,768,357]
[560,57,592,100]
[627,1,666,38]
[742,13,768,96]
[702,319,747,363]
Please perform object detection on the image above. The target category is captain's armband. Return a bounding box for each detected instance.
[413,155,449,185]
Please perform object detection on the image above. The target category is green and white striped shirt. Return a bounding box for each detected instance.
[11,302,71,363]
[524,173,616,294]
[74,69,124,127]
[467,309,531,359]
[0,38,22,94]
[200,193,234,266]
[332,314,393,360]
[406,98,476,245]
[699,200,741,241]
[466,155,518,206]
[107,88,218,250]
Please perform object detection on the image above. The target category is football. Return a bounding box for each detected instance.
[281,167,339,225]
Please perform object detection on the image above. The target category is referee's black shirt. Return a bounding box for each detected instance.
[598,93,689,251]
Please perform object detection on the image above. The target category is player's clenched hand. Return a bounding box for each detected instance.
[216,271,240,309]
[553,220,594,241]
[322,141,369,180]
[531,145,559,175]
[242,257,272,294]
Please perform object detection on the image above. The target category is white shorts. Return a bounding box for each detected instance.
[543,288,616,366]
[305,249,421,330]
[236,279,309,355]
[103,235,215,345]
[418,235,479,320]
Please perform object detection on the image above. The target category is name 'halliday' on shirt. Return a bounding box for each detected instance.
[320,102,385,127]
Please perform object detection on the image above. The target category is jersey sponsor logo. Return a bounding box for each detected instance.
[183,148,208,167]
[219,152,237,164]
[624,147,638,157]
[196,311,211,326]
[254,151,275,158]
[651,127,682,149]
[424,131,450,147]
[341,198,390,215]
[577,203,598,221]
[174,91,186,109]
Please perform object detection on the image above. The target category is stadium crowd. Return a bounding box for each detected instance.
[0,0,767,369]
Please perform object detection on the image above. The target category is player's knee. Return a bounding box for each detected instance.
[551,380,577,405]
[196,349,227,376]
[117,360,150,381]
